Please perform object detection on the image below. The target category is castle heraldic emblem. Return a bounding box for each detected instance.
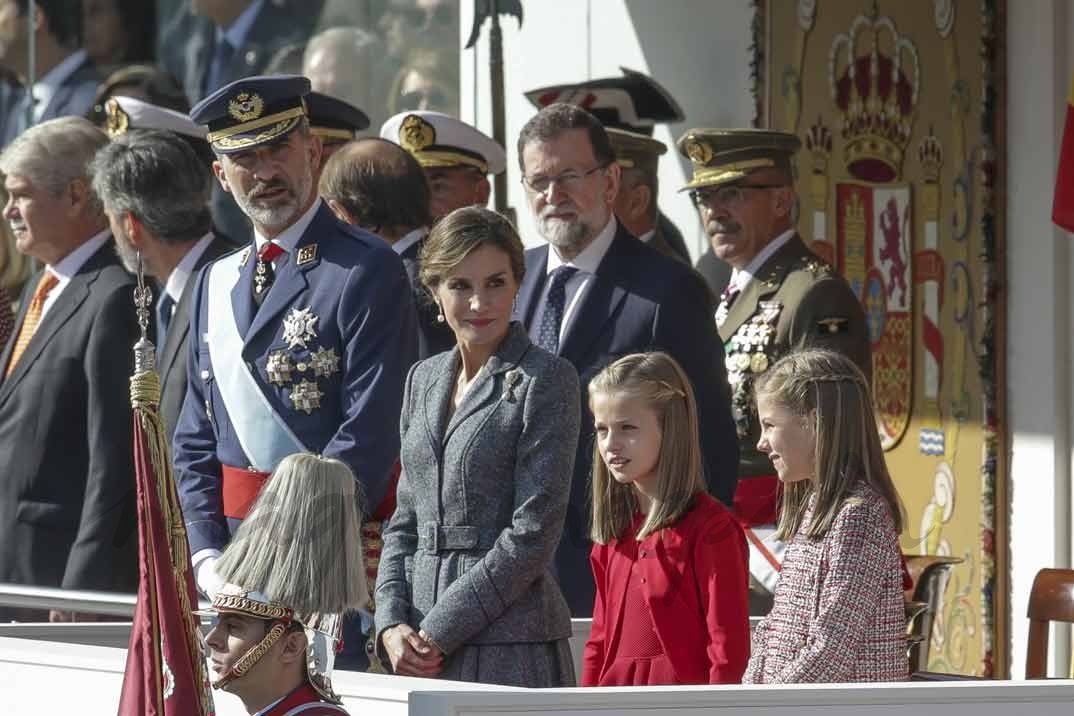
[831,9,918,450]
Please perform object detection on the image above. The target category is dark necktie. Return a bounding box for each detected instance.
[253,241,285,307]
[535,266,578,354]
[156,293,175,347]
[205,36,235,96]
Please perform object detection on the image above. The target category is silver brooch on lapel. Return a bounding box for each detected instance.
[282,307,318,349]
[502,368,522,402]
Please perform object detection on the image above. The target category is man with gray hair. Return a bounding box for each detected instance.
[0,116,139,620]
[90,129,233,443]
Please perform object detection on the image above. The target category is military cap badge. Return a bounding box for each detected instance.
[399,114,435,153]
[104,98,129,138]
[228,92,265,122]
[683,136,713,165]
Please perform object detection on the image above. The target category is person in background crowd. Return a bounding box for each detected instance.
[89,128,232,444]
[0,187,31,337]
[513,102,739,616]
[82,0,155,74]
[305,91,369,172]
[375,207,579,687]
[583,352,749,686]
[320,137,453,360]
[676,128,869,611]
[86,64,190,124]
[744,349,907,684]
[303,26,389,134]
[174,77,415,673]
[0,0,101,145]
[263,41,304,76]
[0,117,139,620]
[377,0,455,65]
[388,47,459,117]
[380,109,505,221]
[524,69,693,264]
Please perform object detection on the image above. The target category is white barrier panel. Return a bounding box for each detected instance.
[6,634,1074,716]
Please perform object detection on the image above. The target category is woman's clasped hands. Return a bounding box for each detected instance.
[382,624,444,677]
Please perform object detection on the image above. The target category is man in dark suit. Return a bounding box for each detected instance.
[174,76,415,603]
[320,137,454,361]
[514,103,739,616]
[524,69,693,264]
[0,0,100,146]
[90,128,232,442]
[0,117,139,619]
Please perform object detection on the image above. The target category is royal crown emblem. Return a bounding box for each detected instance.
[828,9,920,182]
[399,114,435,153]
[228,92,265,122]
[104,98,129,138]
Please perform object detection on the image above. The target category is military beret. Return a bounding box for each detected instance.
[306,91,369,144]
[190,74,311,154]
[676,128,801,191]
[380,110,506,175]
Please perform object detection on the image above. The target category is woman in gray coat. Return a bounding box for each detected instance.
[374,207,580,687]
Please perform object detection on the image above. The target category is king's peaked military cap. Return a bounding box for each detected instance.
[190,74,311,154]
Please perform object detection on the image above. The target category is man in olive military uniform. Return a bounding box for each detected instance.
[677,128,870,604]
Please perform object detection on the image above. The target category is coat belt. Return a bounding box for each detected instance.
[418,522,499,553]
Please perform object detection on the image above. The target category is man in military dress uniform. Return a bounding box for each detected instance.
[524,69,694,264]
[305,91,369,174]
[676,128,870,603]
[379,110,506,220]
[172,75,416,600]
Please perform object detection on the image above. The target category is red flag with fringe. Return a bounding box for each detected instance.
[117,347,213,714]
[1053,73,1074,232]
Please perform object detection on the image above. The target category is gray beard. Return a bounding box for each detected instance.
[233,165,314,232]
[538,215,591,254]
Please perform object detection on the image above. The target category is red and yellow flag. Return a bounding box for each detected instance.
[1053,73,1074,232]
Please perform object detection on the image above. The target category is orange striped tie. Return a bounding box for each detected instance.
[6,271,59,377]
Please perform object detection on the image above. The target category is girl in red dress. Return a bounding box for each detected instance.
[582,352,750,686]
[744,349,908,683]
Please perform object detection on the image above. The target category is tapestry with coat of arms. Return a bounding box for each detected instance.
[753,0,1006,676]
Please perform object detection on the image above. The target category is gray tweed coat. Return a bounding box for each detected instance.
[374,322,580,662]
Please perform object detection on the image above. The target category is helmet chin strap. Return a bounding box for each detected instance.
[213,618,291,691]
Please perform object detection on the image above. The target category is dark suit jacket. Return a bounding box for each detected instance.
[399,235,455,361]
[158,235,233,443]
[0,242,139,592]
[1,54,99,146]
[654,209,691,264]
[159,0,325,104]
[695,246,732,299]
[583,493,750,685]
[515,222,740,616]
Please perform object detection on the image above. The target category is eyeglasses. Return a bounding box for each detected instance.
[689,183,787,210]
[521,163,609,195]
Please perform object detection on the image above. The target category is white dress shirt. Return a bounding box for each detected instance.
[162,233,215,305]
[40,229,111,321]
[528,215,618,346]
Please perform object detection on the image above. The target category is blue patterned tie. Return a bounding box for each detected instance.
[156,293,175,348]
[535,266,578,354]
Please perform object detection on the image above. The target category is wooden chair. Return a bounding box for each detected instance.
[1026,568,1074,678]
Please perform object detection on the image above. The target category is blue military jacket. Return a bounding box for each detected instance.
[173,202,417,555]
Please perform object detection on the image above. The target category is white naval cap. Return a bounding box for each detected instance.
[104,95,208,140]
[380,110,506,175]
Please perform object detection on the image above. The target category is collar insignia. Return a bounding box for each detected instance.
[296,244,318,265]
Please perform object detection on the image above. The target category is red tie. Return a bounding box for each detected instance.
[258,241,285,262]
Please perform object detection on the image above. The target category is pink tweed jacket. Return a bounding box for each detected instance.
[743,483,908,683]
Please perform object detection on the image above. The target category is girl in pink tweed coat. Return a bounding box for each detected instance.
[743,349,908,684]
